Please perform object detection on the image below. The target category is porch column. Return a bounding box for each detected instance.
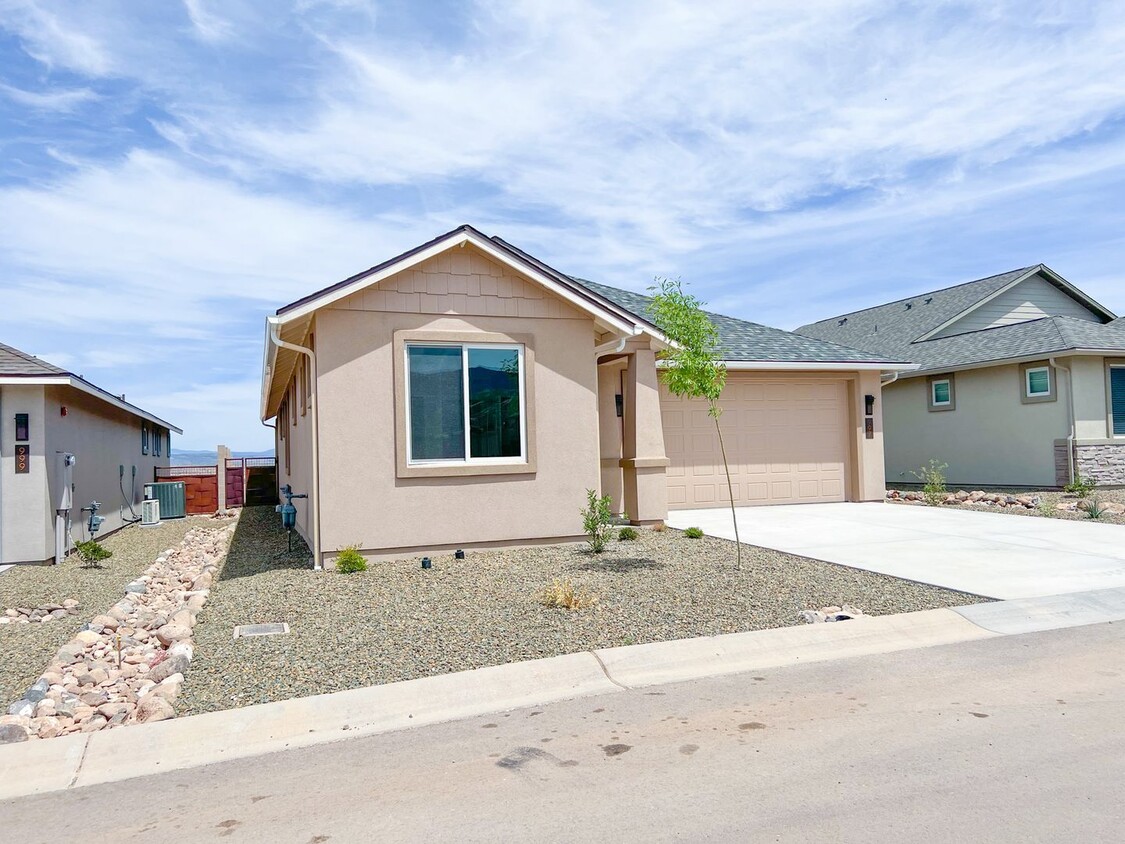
[216,444,231,514]
[621,348,669,525]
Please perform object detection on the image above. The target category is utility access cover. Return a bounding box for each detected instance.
[232,622,290,640]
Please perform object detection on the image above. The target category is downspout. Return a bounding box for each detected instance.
[269,323,322,571]
[880,371,900,387]
[1049,357,1075,486]
[593,335,627,358]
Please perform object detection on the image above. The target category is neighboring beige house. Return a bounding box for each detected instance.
[1,343,180,565]
[797,265,1125,489]
[260,226,910,567]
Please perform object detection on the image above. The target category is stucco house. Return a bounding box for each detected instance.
[1,342,180,565]
[797,265,1125,489]
[260,226,910,567]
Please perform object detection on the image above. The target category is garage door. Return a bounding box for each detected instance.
[661,377,849,508]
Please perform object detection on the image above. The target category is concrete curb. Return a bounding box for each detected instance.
[594,608,996,688]
[3,589,1123,802]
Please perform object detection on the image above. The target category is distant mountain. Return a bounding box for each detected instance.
[170,448,275,467]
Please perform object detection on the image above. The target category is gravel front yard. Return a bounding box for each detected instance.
[0,518,204,706]
[178,506,987,716]
[889,487,1125,525]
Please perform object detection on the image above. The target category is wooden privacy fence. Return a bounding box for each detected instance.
[154,465,218,514]
[226,457,279,507]
[156,456,278,515]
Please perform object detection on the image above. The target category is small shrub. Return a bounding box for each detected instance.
[539,579,597,610]
[651,522,666,533]
[912,460,949,506]
[580,488,614,553]
[618,526,639,541]
[683,526,704,539]
[334,545,367,573]
[1064,475,1097,498]
[1085,496,1106,520]
[75,540,112,568]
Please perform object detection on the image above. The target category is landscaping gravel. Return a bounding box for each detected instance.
[178,506,988,715]
[890,487,1125,525]
[0,518,205,706]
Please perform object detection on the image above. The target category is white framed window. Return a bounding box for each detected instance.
[931,378,952,406]
[404,342,526,466]
[1025,366,1051,397]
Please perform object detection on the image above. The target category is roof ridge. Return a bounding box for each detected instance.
[799,265,1041,327]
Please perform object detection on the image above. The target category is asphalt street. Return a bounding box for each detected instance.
[3,622,1122,843]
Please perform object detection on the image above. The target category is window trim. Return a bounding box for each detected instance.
[1107,359,1125,438]
[141,422,150,455]
[154,426,162,457]
[927,373,955,412]
[394,329,537,478]
[1020,361,1056,404]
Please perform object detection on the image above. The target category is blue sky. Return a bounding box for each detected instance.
[2,0,1124,450]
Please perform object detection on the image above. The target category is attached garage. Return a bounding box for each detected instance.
[662,375,851,509]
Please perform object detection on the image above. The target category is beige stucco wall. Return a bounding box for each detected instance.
[853,369,888,502]
[306,249,601,559]
[883,363,1070,488]
[0,385,50,564]
[596,359,626,512]
[274,337,317,550]
[0,384,170,564]
[44,385,170,551]
[1069,355,1111,440]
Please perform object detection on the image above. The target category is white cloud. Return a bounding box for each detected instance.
[182,0,233,42]
[0,82,98,110]
[0,1,114,75]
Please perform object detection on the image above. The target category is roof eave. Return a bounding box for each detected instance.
[0,375,182,433]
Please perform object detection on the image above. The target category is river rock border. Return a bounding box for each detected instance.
[0,523,234,742]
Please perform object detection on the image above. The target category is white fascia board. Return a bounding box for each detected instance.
[274,229,642,338]
[1,376,182,432]
[260,317,279,421]
[717,360,919,372]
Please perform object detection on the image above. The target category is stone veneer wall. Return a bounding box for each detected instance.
[1075,442,1125,486]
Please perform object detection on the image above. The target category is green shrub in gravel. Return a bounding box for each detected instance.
[75,540,112,568]
[334,546,367,573]
[683,527,704,539]
[1064,475,1097,498]
[618,526,639,541]
[581,489,614,553]
[912,459,949,506]
[1085,497,1107,520]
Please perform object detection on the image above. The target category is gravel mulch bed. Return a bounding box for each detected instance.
[889,487,1125,525]
[178,506,988,716]
[0,517,208,706]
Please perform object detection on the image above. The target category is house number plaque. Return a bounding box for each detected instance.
[15,443,30,473]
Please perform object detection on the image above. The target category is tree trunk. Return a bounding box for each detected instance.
[712,412,742,570]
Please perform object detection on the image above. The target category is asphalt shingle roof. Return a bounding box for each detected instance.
[0,342,69,377]
[794,266,1125,373]
[571,278,905,364]
[795,266,1037,356]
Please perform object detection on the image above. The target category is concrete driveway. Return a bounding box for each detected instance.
[666,502,1125,600]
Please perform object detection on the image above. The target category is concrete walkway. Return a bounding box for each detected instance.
[666,502,1125,599]
[2,586,1123,802]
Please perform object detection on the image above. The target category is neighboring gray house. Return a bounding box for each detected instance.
[1,342,180,565]
[798,265,1125,488]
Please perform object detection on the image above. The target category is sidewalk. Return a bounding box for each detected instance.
[3,586,1123,802]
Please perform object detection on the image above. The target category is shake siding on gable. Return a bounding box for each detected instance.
[931,275,1102,339]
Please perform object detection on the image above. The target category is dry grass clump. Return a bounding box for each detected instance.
[538,578,597,610]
